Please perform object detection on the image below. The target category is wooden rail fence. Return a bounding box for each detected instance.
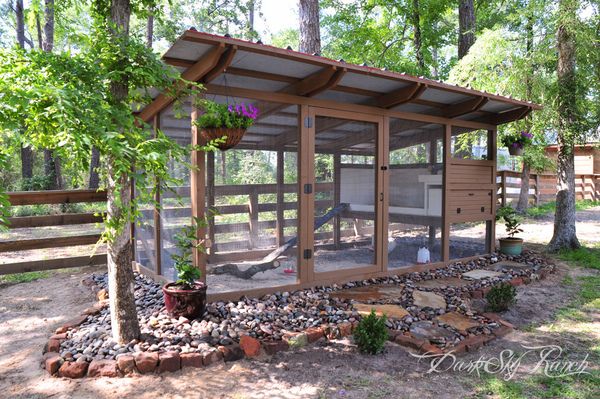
[496,170,600,206]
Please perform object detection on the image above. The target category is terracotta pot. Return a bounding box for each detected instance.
[508,146,523,156]
[162,282,207,320]
[201,127,247,151]
[499,237,524,255]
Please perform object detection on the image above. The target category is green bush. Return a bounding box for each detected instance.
[486,282,517,312]
[353,310,388,355]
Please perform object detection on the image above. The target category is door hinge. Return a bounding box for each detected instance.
[304,183,313,194]
[303,249,313,259]
[379,192,384,202]
[304,116,313,128]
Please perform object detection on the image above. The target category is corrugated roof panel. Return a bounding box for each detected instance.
[480,100,517,113]
[230,50,322,79]
[312,90,372,104]
[338,72,409,93]
[419,88,471,104]
[393,103,438,114]
[210,74,290,92]
[164,41,214,62]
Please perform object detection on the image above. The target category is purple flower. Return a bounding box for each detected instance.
[227,104,234,112]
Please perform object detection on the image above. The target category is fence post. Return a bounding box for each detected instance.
[501,171,507,207]
[535,173,540,205]
[248,188,259,249]
[276,151,285,246]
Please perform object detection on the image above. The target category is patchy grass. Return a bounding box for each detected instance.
[0,270,51,285]
[470,258,600,399]
[525,200,600,218]
[559,243,600,271]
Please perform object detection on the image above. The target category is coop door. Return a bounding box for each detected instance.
[303,107,385,281]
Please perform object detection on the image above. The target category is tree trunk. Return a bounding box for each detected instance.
[146,12,153,48]
[106,0,140,343]
[89,147,101,189]
[299,0,321,54]
[411,0,425,73]
[516,9,534,213]
[16,0,34,185]
[458,0,475,59]
[42,0,54,52]
[549,0,580,252]
[516,162,530,212]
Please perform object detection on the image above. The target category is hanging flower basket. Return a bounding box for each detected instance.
[201,127,247,151]
[508,145,523,156]
[195,102,259,151]
[500,131,533,157]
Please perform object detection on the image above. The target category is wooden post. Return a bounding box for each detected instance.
[298,104,314,283]
[333,152,341,249]
[248,188,259,249]
[487,128,497,253]
[535,173,540,205]
[276,150,285,246]
[207,151,216,254]
[500,171,507,207]
[427,138,437,249]
[191,104,207,282]
[581,174,586,200]
[442,124,451,262]
[153,114,162,276]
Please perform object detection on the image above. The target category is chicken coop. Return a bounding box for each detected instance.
[133,31,539,301]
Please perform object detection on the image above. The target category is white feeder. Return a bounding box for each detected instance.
[417,247,431,264]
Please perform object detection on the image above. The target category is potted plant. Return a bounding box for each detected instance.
[162,217,208,319]
[500,130,533,156]
[496,206,524,255]
[195,101,259,150]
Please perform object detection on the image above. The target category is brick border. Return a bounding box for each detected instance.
[43,263,553,378]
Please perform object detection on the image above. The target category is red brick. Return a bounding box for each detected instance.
[239,335,261,357]
[44,352,62,375]
[338,322,352,337]
[180,353,203,368]
[202,349,223,366]
[158,351,181,373]
[82,303,104,316]
[218,344,244,362]
[464,335,490,352]
[492,325,513,338]
[50,333,67,340]
[262,340,289,355]
[522,276,531,284]
[420,343,443,355]
[387,329,403,341]
[394,334,426,350]
[134,352,159,374]
[61,315,89,331]
[471,290,483,299]
[446,342,467,354]
[87,359,119,377]
[116,354,136,374]
[304,327,325,343]
[509,277,524,287]
[58,361,88,379]
[482,286,492,296]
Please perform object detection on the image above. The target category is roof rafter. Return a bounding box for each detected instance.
[444,96,488,118]
[372,83,427,109]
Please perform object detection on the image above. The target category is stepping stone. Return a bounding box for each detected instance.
[331,285,404,302]
[462,269,503,280]
[435,312,481,333]
[409,321,456,342]
[416,277,471,289]
[487,261,536,272]
[412,291,446,309]
[353,304,409,320]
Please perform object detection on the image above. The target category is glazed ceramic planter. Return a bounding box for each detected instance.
[498,237,524,255]
[162,282,207,320]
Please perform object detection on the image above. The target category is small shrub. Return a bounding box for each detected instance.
[353,310,388,355]
[486,283,517,312]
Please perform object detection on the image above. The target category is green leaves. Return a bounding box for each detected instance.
[353,309,389,355]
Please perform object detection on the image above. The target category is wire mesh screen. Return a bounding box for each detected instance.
[134,182,156,272]
[387,120,444,268]
[204,97,300,293]
[313,116,377,273]
[449,222,490,259]
[451,127,489,160]
[159,104,192,281]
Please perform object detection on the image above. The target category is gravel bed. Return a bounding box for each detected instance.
[59,251,554,361]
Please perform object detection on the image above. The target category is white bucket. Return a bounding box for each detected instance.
[417,247,430,264]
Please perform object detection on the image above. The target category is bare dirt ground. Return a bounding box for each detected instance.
[0,209,599,399]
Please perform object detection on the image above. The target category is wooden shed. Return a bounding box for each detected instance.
[134,30,539,301]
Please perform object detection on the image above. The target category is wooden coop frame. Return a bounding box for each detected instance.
[133,31,540,302]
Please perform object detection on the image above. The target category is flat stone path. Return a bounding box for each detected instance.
[353,304,409,319]
[409,321,456,341]
[462,269,503,280]
[330,286,404,302]
[436,312,481,333]
[412,291,446,309]
[415,277,471,289]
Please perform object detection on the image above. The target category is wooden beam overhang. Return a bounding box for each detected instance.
[443,96,488,118]
[372,83,426,109]
[138,43,227,122]
[202,45,238,83]
[480,106,532,125]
